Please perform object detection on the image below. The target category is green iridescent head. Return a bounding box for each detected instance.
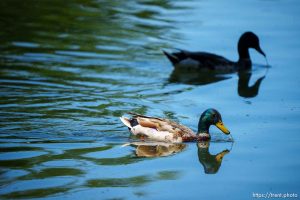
[197,108,230,135]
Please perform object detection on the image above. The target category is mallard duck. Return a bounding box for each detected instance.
[163,31,266,70]
[120,108,230,143]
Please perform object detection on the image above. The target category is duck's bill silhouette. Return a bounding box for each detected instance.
[254,46,266,58]
[163,31,266,71]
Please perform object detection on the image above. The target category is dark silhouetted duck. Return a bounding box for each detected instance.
[120,108,230,143]
[163,31,266,71]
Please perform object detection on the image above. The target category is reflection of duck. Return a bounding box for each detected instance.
[197,141,230,174]
[127,140,231,174]
[120,108,230,143]
[168,67,266,98]
[163,32,266,71]
[169,68,231,85]
[238,70,265,98]
[128,142,186,157]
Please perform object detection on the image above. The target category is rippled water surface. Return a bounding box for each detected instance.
[1,0,300,199]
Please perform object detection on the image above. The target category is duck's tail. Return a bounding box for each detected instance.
[120,117,132,128]
[120,116,140,129]
[162,50,179,65]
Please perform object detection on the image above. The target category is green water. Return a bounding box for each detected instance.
[0,0,300,199]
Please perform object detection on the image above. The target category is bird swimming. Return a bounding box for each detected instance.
[163,31,266,71]
[120,108,230,143]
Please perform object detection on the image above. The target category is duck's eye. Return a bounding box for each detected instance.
[212,114,218,122]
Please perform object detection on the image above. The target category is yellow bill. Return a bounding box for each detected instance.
[215,150,230,162]
[215,121,230,135]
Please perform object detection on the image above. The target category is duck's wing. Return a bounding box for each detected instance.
[164,49,234,70]
[129,112,195,135]
[180,50,234,69]
[120,113,196,142]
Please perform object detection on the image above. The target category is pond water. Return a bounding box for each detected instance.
[0,0,300,199]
